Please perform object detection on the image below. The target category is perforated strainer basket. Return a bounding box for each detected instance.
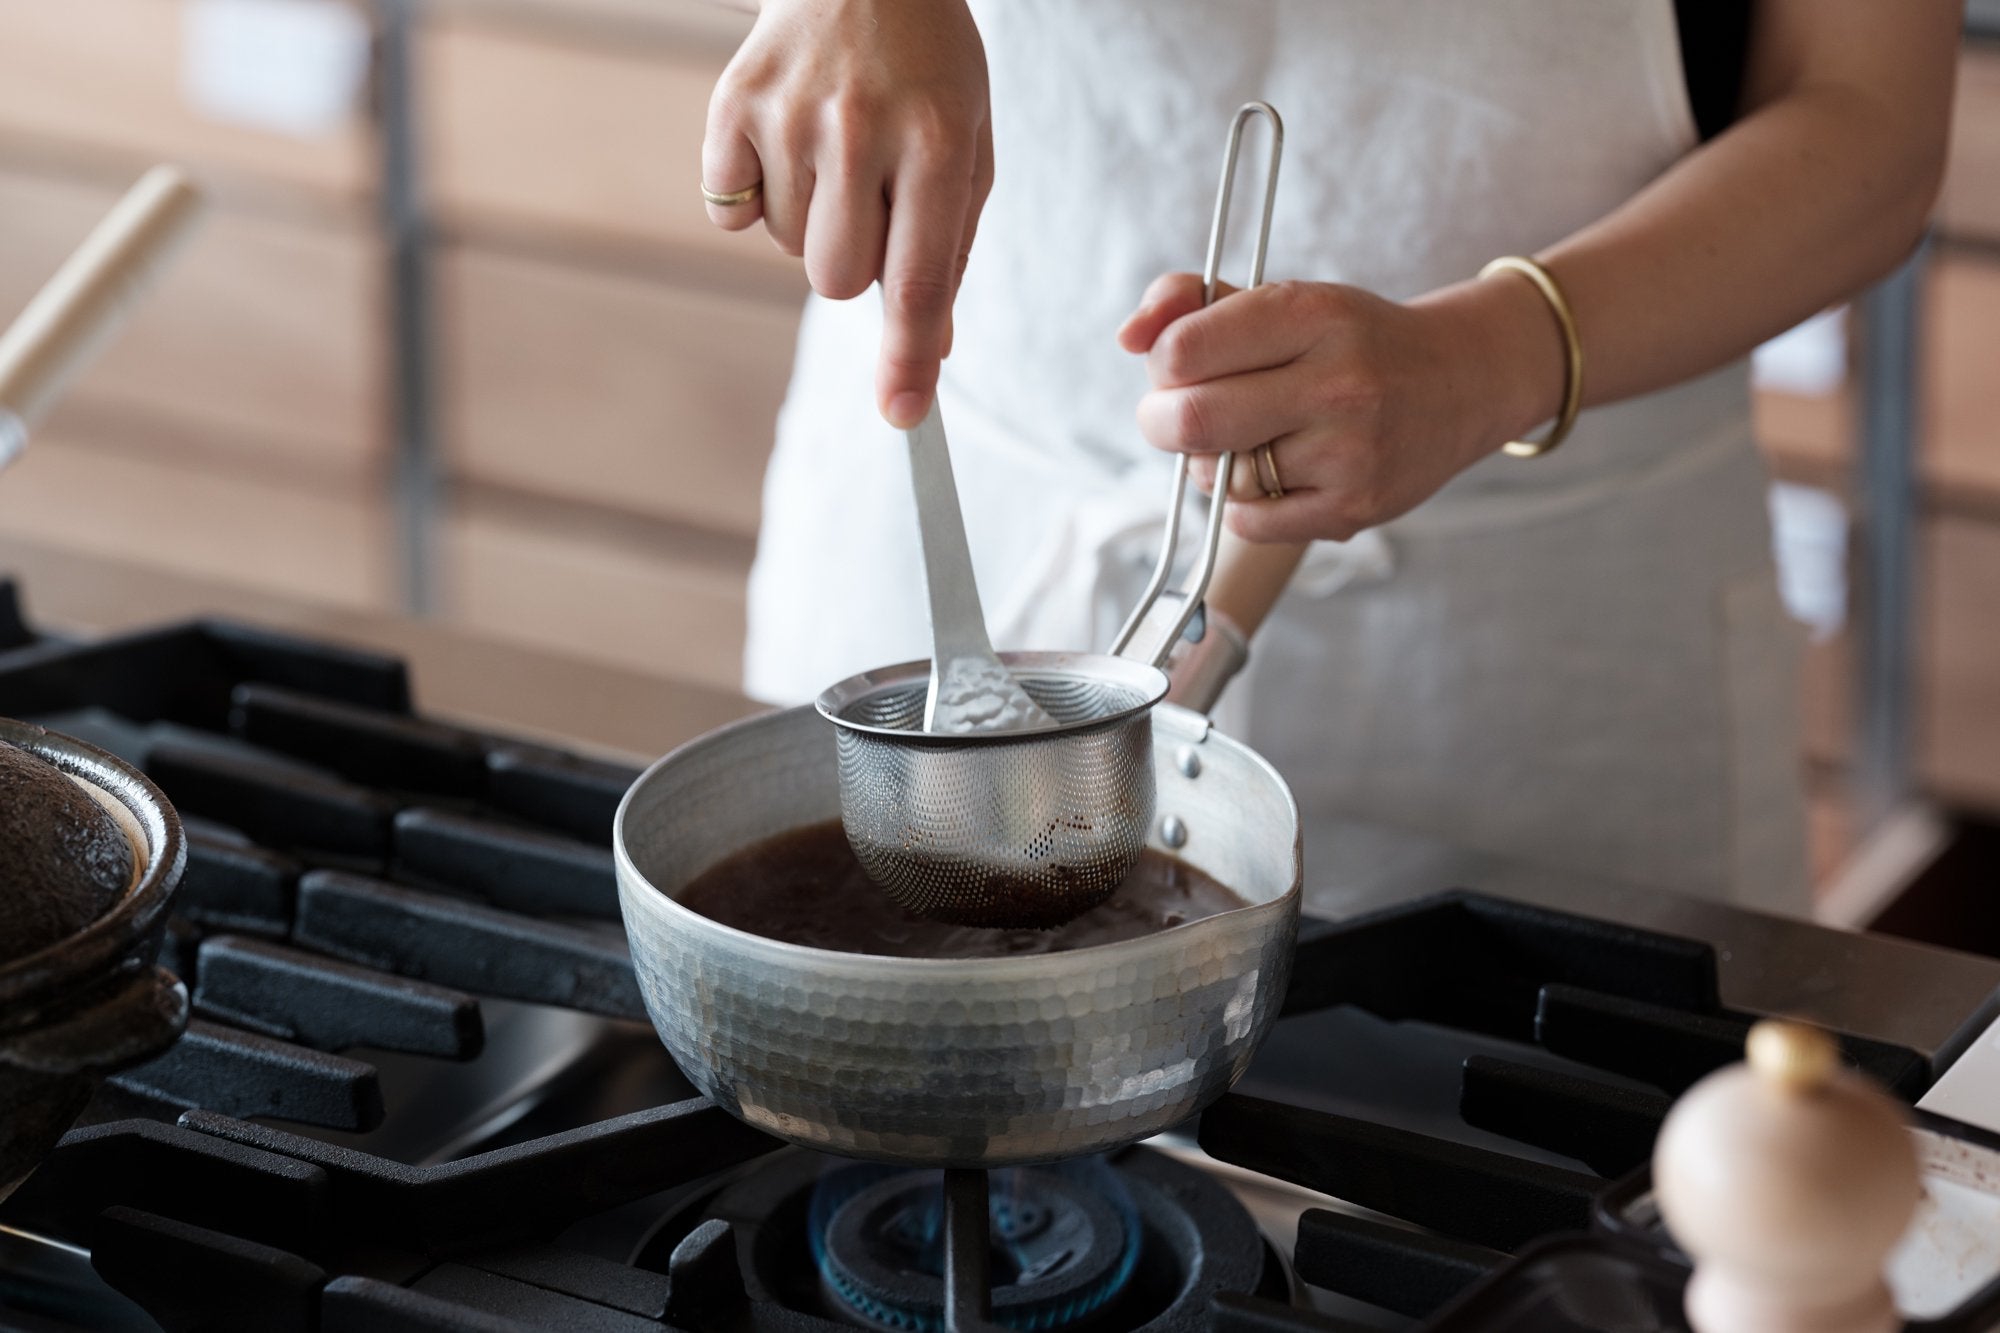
[816,102,1284,928]
[817,653,1166,927]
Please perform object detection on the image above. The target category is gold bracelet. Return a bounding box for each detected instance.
[1478,255,1583,459]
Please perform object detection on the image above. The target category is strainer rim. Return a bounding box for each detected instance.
[813,651,1169,743]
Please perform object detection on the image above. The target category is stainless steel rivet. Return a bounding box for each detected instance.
[1175,747,1201,778]
[1160,815,1188,849]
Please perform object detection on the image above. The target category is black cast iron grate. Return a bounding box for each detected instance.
[0,581,1963,1333]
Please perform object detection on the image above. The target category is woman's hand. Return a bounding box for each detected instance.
[1116,273,1565,544]
[703,0,993,429]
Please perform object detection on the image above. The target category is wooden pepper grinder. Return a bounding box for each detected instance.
[1653,1019,1922,1333]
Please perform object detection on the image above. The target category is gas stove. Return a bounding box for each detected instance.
[3,580,2000,1332]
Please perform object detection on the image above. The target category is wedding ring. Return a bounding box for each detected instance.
[701,181,763,207]
[1253,442,1285,499]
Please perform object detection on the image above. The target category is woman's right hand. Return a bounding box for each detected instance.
[703,0,993,429]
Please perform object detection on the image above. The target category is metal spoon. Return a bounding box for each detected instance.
[904,398,1053,733]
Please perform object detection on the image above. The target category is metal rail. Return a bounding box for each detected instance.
[1851,243,1928,830]
[379,0,438,616]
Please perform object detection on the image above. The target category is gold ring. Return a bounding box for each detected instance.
[1253,442,1285,499]
[701,181,763,207]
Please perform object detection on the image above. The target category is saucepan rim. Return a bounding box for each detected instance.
[612,700,1302,974]
[0,717,185,1009]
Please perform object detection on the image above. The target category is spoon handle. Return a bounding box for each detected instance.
[906,399,1001,672]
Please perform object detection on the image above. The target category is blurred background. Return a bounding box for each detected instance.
[0,0,1993,922]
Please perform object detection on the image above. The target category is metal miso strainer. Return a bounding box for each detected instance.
[816,102,1285,929]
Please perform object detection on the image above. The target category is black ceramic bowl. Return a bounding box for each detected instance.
[0,719,187,1199]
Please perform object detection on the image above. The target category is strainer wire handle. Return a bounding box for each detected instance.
[1111,101,1284,669]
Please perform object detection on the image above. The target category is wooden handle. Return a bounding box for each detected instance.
[1162,531,1307,713]
[1206,533,1309,639]
[0,165,204,432]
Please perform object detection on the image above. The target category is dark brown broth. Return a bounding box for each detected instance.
[673,820,1250,958]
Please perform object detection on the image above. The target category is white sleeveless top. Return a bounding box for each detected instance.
[744,1,1809,913]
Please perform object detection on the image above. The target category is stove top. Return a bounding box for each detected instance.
[3,581,2000,1333]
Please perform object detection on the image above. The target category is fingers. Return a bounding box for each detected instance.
[1189,454,1217,495]
[1142,270,1210,308]
[1226,495,1333,545]
[1117,273,1205,353]
[758,142,813,259]
[1146,281,1326,387]
[1188,453,1269,504]
[803,157,888,300]
[1115,274,1252,355]
[878,147,974,428]
[701,99,766,232]
[1137,365,1303,458]
[944,119,996,360]
[700,0,992,431]
[1194,450,1338,545]
[963,120,995,271]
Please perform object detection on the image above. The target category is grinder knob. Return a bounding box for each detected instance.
[1653,1020,1921,1333]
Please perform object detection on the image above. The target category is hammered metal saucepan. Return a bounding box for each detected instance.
[613,699,1300,1168]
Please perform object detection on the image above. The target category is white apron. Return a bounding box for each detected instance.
[744,0,1810,914]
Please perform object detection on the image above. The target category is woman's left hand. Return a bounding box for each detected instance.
[1117,272,1560,544]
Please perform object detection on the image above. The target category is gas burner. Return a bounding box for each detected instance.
[633,1147,1281,1333]
[812,1159,1138,1332]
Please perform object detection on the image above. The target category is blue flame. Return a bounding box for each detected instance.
[810,1158,1141,1332]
